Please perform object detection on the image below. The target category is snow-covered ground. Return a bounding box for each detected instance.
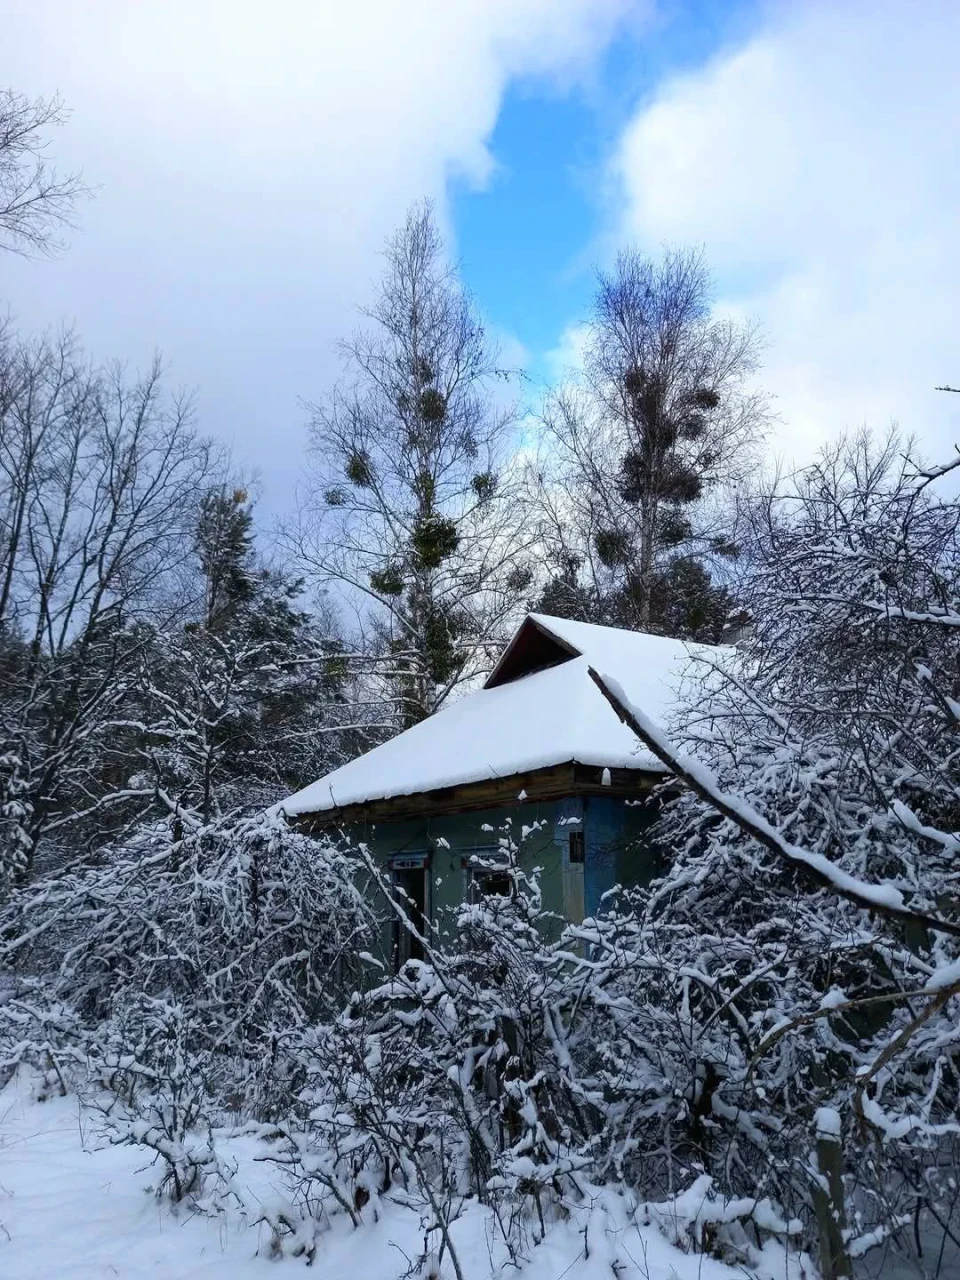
[0,1073,810,1280]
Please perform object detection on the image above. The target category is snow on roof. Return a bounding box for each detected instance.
[281,613,723,817]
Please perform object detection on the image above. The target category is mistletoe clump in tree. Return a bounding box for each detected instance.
[535,247,766,640]
[298,202,532,727]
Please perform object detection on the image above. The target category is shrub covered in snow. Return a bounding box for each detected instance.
[258,830,593,1269]
[93,996,236,1203]
[0,810,374,1119]
[257,828,805,1273]
[582,435,960,1273]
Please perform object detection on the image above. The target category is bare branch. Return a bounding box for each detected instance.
[0,89,90,257]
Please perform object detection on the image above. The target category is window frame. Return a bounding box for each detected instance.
[463,845,512,904]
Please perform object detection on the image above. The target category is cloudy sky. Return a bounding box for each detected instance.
[4,0,959,509]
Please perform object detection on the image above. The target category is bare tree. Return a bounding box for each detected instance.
[296,202,533,725]
[536,247,766,638]
[0,330,214,885]
[0,89,88,257]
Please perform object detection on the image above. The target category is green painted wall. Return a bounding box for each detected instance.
[339,792,662,964]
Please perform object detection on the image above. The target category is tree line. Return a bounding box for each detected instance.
[0,91,765,886]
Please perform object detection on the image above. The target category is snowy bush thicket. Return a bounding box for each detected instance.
[0,434,957,1280]
[260,835,587,1271]
[0,813,374,1133]
[255,830,812,1274]
[581,435,960,1273]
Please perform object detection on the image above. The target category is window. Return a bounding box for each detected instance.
[465,848,511,902]
[474,868,511,899]
[568,830,585,865]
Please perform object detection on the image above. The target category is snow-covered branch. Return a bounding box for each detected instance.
[589,666,960,938]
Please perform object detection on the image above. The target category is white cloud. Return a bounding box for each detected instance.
[2,0,638,506]
[610,0,960,464]
[545,322,591,383]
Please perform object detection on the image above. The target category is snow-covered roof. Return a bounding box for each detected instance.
[281,613,720,817]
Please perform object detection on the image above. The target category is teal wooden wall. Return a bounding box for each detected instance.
[339,791,661,963]
[584,795,662,917]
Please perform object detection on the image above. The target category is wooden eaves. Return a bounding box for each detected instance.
[291,760,662,833]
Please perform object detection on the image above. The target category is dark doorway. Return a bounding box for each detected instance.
[568,829,585,865]
[391,859,429,969]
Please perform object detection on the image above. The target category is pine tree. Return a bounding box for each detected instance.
[195,486,257,633]
[140,487,356,823]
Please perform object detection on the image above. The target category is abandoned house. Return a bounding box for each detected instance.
[281,612,715,964]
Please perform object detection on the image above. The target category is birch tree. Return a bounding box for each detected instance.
[297,202,532,726]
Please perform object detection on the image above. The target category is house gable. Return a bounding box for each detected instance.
[484,615,580,688]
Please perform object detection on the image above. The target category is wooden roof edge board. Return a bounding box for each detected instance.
[571,763,664,793]
[483,616,580,689]
[292,762,577,830]
[289,761,662,831]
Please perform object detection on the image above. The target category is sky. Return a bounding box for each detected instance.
[3,0,959,513]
